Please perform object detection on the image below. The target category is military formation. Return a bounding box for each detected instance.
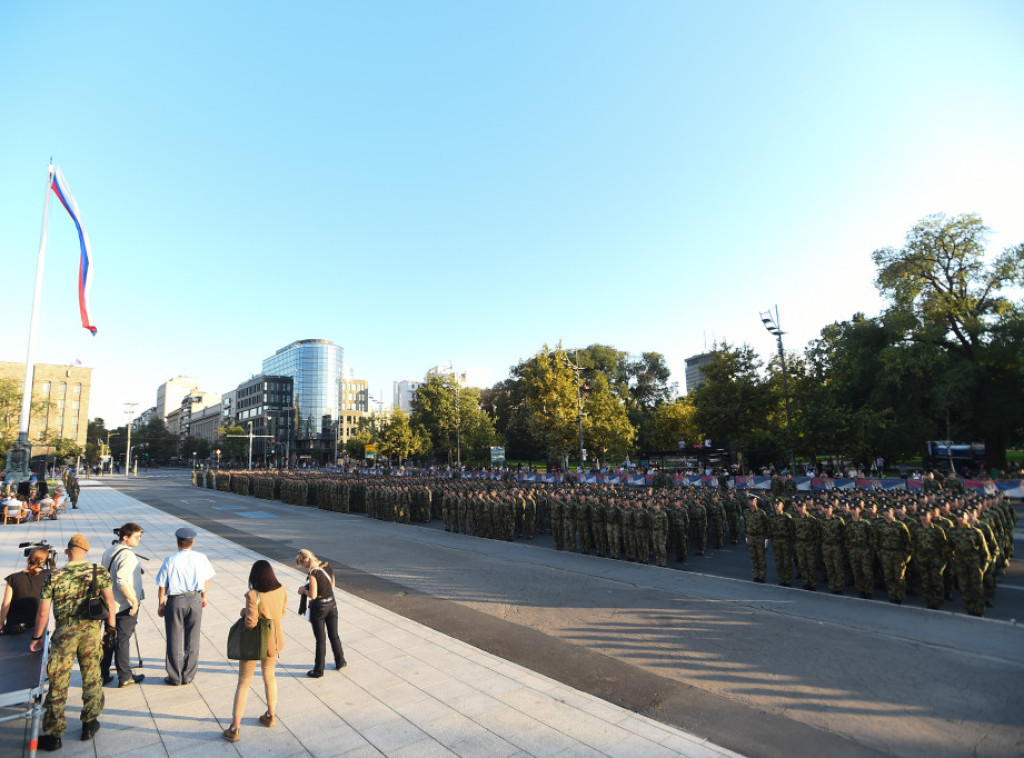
[752,488,1016,616]
[194,468,1017,617]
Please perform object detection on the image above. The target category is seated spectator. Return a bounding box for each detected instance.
[2,497,29,525]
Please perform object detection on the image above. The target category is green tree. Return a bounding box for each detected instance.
[690,343,781,467]
[648,397,700,453]
[182,435,211,462]
[516,346,581,466]
[217,425,248,463]
[410,375,498,464]
[872,213,1024,469]
[480,378,541,462]
[581,372,636,467]
[345,418,374,460]
[85,418,109,464]
[377,409,429,465]
[38,429,83,464]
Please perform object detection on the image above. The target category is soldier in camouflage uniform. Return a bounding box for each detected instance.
[819,503,846,594]
[523,489,537,539]
[606,497,623,559]
[951,509,991,616]
[845,502,876,598]
[769,498,794,586]
[707,492,727,550]
[650,503,669,568]
[914,508,948,610]
[590,496,608,557]
[69,473,80,509]
[969,508,1000,608]
[549,491,565,550]
[876,506,913,604]
[30,534,116,750]
[563,492,578,552]
[621,501,637,561]
[635,501,652,564]
[688,495,708,556]
[670,499,689,562]
[744,495,771,582]
[793,501,820,591]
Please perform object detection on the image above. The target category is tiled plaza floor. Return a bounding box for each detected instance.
[0,480,743,757]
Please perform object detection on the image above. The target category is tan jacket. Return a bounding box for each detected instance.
[242,586,288,658]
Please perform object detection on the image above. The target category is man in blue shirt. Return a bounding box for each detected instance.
[155,527,215,685]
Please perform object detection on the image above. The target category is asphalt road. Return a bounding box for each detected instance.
[102,471,1024,758]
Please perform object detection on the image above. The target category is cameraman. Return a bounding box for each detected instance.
[0,546,52,635]
[100,523,146,687]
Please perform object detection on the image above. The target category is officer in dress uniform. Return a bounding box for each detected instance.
[155,527,216,686]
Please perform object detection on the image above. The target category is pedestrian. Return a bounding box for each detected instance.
[155,526,215,686]
[296,549,347,677]
[30,535,116,751]
[100,522,146,687]
[222,560,288,743]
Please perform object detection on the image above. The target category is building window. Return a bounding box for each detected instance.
[42,381,51,393]
[59,383,67,396]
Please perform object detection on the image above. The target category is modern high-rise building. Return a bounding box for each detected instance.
[262,339,345,437]
[228,375,294,465]
[684,352,715,394]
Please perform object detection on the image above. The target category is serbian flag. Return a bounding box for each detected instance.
[50,166,97,335]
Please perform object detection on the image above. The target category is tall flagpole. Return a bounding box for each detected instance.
[6,162,54,482]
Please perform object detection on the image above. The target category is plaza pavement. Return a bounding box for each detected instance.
[0,480,744,758]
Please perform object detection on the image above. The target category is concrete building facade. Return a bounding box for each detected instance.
[0,361,92,451]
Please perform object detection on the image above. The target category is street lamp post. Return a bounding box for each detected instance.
[562,350,588,474]
[760,305,795,472]
[124,402,138,476]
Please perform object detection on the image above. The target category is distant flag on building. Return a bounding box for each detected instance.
[49,165,97,335]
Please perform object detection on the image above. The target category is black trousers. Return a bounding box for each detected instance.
[309,601,344,674]
[100,608,139,683]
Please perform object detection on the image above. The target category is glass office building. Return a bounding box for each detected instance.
[262,339,344,438]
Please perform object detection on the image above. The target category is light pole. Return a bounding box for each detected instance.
[124,402,138,476]
[760,305,795,472]
[561,350,588,474]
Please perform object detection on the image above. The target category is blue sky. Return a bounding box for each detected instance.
[2,1,1022,426]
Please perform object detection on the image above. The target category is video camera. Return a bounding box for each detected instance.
[18,540,58,569]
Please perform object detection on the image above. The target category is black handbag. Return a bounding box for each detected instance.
[227,592,271,661]
[83,565,108,620]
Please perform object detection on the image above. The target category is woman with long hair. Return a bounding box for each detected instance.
[222,560,288,742]
[295,549,346,678]
[0,546,52,634]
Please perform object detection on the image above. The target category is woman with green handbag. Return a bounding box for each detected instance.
[222,560,287,742]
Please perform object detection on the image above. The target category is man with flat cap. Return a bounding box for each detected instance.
[30,534,116,751]
[155,526,215,685]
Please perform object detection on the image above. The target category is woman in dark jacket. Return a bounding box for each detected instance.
[295,549,346,677]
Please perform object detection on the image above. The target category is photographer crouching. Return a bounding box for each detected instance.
[100,523,147,687]
[29,534,116,751]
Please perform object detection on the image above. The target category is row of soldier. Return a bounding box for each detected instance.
[743,490,1016,616]
[193,469,1017,617]
[354,478,750,567]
